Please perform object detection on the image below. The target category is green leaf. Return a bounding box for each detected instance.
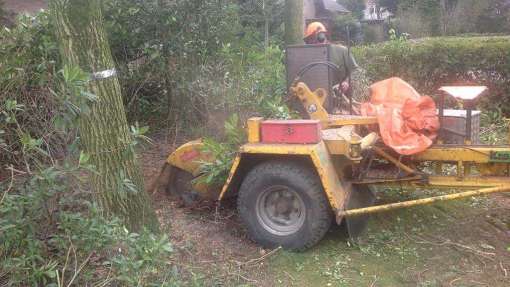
[80,91,99,102]
[162,242,173,252]
[79,151,90,165]
[4,99,24,111]
[45,270,57,278]
[62,64,88,84]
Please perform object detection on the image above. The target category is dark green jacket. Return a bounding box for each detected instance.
[329,44,358,84]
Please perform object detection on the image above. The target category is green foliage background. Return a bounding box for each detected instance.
[385,0,510,38]
[103,0,288,134]
[354,36,510,115]
[0,13,62,170]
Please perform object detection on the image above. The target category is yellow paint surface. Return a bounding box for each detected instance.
[247,117,263,143]
[166,140,208,176]
[290,82,378,128]
[219,142,348,211]
[413,145,510,163]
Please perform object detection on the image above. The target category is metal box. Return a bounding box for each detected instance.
[260,120,321,144]
[286,44,337,110]
[441,109,481,144]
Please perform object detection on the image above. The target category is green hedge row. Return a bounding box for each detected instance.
[353,36,510,115]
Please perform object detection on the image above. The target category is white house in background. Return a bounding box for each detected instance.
[303,0,350,22]
[363,0,392,21]
[303,0,350,32]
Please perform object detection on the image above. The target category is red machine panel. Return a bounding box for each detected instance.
[260,120,321,144]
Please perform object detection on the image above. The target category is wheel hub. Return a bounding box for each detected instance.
[256,185,306,236]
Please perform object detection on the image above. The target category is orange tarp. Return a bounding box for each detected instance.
[361,77,439,155]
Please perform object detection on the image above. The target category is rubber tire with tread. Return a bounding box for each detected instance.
[237,160,332,251]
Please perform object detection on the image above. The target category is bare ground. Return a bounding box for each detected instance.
[142,137,510,286]
[142,137,275,286]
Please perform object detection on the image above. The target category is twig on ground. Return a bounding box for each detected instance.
[369,276,378,287]
[416,268,429,283]
[500,261,508,277]
[411,235,495,260]
[284,271,295,281]
[0,165,14,205]
[214,203,220,224]
[94,278,115,287]
[228,272,258,284]
[469,280,487,286]
[238,247,282,267]
[66,252,93,287]
[60,243,73,286]
[449,277,461,286]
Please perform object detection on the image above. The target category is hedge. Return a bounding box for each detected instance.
[353,36,510,115]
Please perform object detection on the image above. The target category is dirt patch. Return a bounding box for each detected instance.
[142,136,275,286]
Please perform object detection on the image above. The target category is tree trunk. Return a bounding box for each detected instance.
[49,0,159,233]
[284,0,304,45]
[263,0,269,49]
[440,0,448,35]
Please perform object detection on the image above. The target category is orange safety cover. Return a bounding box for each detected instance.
[361,77,439,155]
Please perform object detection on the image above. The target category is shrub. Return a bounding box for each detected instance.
[0,2,288,171]
[103,0,288,137]
[103,0,244,128]
[1,57,175,285]
[0,165,175,286]
[0,11,62,172]
[0,0,4,23]
[353,36,510,115]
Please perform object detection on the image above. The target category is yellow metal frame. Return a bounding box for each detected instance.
[218,154,242,201]
[426,175,510,188]
[290,82,378,128]
[338,185,510,217]
[413,145,510,163]
[165,82,510,218]
[218,142,350,211]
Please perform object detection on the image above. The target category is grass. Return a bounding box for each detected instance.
[265,187,505,287]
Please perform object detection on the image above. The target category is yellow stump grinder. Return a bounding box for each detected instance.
[157,62,510,251]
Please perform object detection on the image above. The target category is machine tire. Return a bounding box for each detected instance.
[237,160,332,251]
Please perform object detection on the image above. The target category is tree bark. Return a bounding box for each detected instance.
[263,0,269,49]
[49,0,159,233]
[284,0,304,45]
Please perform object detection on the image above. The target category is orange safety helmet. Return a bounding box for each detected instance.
[304,22,327,39]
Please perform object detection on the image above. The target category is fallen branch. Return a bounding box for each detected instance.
[66,252,93,287]
[411,235,495,261]
[238,246,282,267]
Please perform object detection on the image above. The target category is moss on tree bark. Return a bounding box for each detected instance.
[50,0,159,233]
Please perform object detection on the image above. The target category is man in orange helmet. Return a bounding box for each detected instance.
[304,22,368,113]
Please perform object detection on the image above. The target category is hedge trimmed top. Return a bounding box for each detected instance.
[353,36,510,115]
